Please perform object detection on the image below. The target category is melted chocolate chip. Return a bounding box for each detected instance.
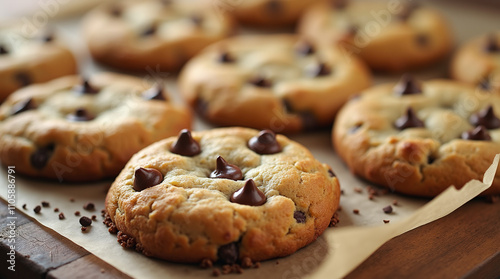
[230,179,266,206]
[328,168,336,177]
[393,74,422,96]
[266,0,282,14]
[295,41,315,56]
[293,211,306,223]
[428,156,435,164]
[248,130,281,154]
[141,24,157,36]
[330,0,348,10]
[218,51,234,63]
[484,34,499,53]
[79,216,92,227]
[394,107,425,130]
[15,72,32,87]
[11,98,36,115]
[0,45,8,55]
[416,34,429,47]
[210,156,243,180]
[170,129,201,156]
[66,108,94,122]
[217,242,239,265]
[461,126,492,141]
[398,3,418,21]
[470,106,500,129]
[249,76,272,88]
[133,168,163,191]
[30,144,55,169]
[143,84,166,101]
[73,80,99,95]
[306,62,331,77]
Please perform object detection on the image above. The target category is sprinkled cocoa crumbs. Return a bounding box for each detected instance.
[103,213,118,234]
[329,212,340,227]
[58,213,65,220]
[117,231,136,249]
[34,205,41,214]
[353,209,360,214]
[241,257,253,268]
[201,258,213,269]
[41,201,50,207]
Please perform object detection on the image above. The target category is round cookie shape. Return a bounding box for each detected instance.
[450,32,500,94]
[298,0,453,72]
[230,0,323,28]
[0,25,77,102]
[105,127,340,263]
[0,72,192,182]
[333,76,500,197]
[179,34,372,133]
[82,0,235,72]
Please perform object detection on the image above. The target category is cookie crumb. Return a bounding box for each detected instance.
[83,202,95,211]
[383,220,390,224]
[232,264,243,274]
[34,205,41,214]
[75,211,80,216]
[91,215,97,221]
[58,213,65,220]
[22,204,27,210]
[41,201,50,207]
[329,212,340,227]
[354,187,362,193]
[353,209,360,214]
[383,205,393,214]
[212,268,221,277]
[201,258,213,269]
[241,257,253,268]
[117,231,136,249]
[54,208,59,212]
[101,209,106,217]
[81,227,87,232]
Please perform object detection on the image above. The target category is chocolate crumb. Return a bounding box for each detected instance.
[117,231,136,249]
[54,208,59,212]
[81,227,87,232]
[34,205,41,214]
[337,205,342,212]
[368,194,374,200]
[329,212,340,227]
[108,226,118,234]
[392,200,399,206]
[92,215,97,221]
[75,211,80,216]
[212,268,221,277]
[79,216,92,227]
[232,264,243,274]
[354,187,362,193]
[340,189,345,195]
[83,202,95,211]
[383,220,390,224]
[221,265,231,274]
[383,205,393,214]
[241,257,253,268]
[58,213,65,220]
[353,209,360,214]
[201,258,213,269]
[101,209,106,217]
[41,201,50,207]
[22,204,27,210]
[70,198,75,202]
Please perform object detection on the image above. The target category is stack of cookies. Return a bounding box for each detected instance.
[0,0,498,271]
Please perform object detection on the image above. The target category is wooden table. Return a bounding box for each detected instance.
[1,198,499,279]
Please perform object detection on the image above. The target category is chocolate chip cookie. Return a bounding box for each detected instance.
[179,34,372,133]
[0,72,192,182]
[0,26,77,103]
[105,127,340,263]
[229,0,322,28]
[82,0,235,72]
[298,0,453,72]
[333,75,500,197]
[451,32,500,94]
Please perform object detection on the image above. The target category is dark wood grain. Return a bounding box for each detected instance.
[47,255,133,279]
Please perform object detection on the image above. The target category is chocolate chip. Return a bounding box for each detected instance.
[241,257,253,268]
[382,205,393,214]
[0,45,8,55]
[190,14,204,26]
[54,208,59,212]
[58,213,65,220]
[170,129,201,156]
[133,168,163,191]
[248,130,281,154]
[218,51,234,63]
[393,74,422,96]
[306,62,331,77]
[353,209,360,214]
[328,168,336,177]
[383,219,390,223]
[230,179,266,206]
[217,242,239,265]
[428,156,435,164]
[11,98,36,115]
[14,72,32,87]
[470,106,500,129]
[73,79,99,95]
[34,205,41,214]
[141,24,157,36]
[484,34,499,53]
[397,3,418,21]
[210,156,243,180]
[330,0,348,9]
[266,0,282,14]
[249,76,272,88]
[41,201,50,207]
[83,202,95,211]
[30,144,55,169]
[143,84,166,101]
[66,108,94,122]
[394,107,425,130]
[295,41,315,56]
[461,125,492,141]
[92,215,97,221]
[293,211,306,223]
[79,216,92,227]
[75,211,80,216]
[22,204,27,210]
[416,34,429,47]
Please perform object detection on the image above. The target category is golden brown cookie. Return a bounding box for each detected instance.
[298,0,453,72]
[0,26,77,103]
[179,34,372,133]
[0,72,192,182]
[105,127,340,263]
[333,75,500,197]
[82,0,235,72]
[450,32,500,94]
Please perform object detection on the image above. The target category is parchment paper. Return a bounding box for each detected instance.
[1,1,500,278]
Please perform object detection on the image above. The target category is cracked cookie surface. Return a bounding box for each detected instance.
[179,34,372,133]
[333,76,500,197]
[105,127,340,263]
[0,72,191,182]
